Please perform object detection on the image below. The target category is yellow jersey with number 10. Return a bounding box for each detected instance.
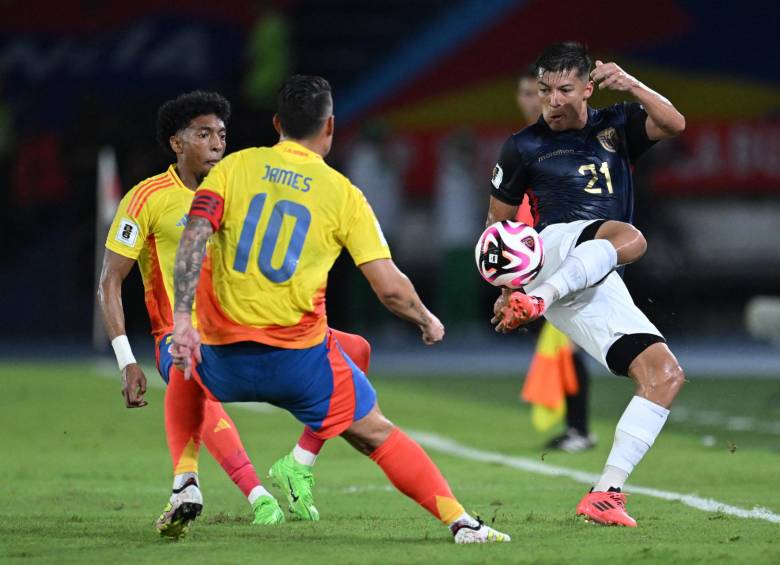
[191,140,391,349]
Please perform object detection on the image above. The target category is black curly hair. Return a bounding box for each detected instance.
[277,75,332,139]
[156,91,231,155]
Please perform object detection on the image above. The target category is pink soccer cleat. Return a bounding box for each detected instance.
[501,292,545,330]
[576,489,637,527]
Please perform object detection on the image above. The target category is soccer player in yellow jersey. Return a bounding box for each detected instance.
[166,75,511,544]
[98,91,335,535]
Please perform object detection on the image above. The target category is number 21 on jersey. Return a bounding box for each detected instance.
[579,162,613,194]
[233,193,311,283]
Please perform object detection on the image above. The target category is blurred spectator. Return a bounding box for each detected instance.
[343,121,406,332]
[434,130,482,331]
[346,121,404,240]
[243,2,291,111]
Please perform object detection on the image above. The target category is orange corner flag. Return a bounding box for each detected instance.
[521,322,579,431]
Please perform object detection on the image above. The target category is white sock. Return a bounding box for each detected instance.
[248,485,273,505]
[534,239,618,306]
[172,472,198,491]
[449,511,479,530]
[292,444,318,466]
[593,396,670,492]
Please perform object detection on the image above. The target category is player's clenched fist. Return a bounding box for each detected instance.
[121,363,148,408]
[590,60,639,93]
[420,313,445,345]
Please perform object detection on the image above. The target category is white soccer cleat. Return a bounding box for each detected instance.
[156,478,203,539]
[451,518,512,544]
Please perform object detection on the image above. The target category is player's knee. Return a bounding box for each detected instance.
[343,408,395,455]
[619,224,647,264]
[641,358,685,400]
[632,226,648,260]
[659,361,685,397]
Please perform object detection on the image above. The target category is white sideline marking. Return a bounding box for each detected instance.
[88,361,780,523]
[672,405,780,436]
[409,430,780,525]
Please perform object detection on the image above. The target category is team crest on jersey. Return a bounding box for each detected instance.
[491,164,504,188]
[596,127,619,153]
[522,236,535,251]
[115,218,139,246]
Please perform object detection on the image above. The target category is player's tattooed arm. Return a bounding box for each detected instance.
[174,216,213,314]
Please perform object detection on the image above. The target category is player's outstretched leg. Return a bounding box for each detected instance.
[342,405,511,544]
[268,329,368,521]
[577,342,684,527]
[503,221,644,330]
[158,367,207,538]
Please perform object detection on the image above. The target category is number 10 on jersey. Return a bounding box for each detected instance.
[233,194,311,283]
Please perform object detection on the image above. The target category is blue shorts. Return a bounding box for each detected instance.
[191,330,377,439]
[156,334,175,384]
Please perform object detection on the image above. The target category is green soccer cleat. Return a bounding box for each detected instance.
[155,480,203,539]
[251,495,286,525]
[268,453,320,521]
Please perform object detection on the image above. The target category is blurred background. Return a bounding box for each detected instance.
[0,0,778,374]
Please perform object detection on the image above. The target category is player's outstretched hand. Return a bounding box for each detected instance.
[121,363,148,408]
[590,60,639,93]
[421,313,445,345]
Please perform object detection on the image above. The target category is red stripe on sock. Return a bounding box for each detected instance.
[201,400,262,497]
[297,426,325,454]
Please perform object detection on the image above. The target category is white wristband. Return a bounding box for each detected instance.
[111,335,137,370]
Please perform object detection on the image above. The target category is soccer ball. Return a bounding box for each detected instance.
[475,221,543,288]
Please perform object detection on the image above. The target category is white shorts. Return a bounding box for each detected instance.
[525,220,664,374]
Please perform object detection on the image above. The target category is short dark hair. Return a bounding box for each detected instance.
[277,75,332,139]
[534,42,592,81]
[156,91,231,155]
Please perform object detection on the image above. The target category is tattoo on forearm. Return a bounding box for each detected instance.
[174,216,213,314]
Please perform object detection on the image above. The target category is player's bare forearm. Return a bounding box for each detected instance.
[174,216,213,315]
[97,249,136,340]
[360,259,438,328]
[591,60,685,140]
[629,82,685,140]
[486,196,519,227]
[380,284,432,327]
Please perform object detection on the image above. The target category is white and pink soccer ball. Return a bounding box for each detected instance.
[475,221,543,289]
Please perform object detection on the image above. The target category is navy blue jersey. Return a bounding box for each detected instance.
[491,102,657,231]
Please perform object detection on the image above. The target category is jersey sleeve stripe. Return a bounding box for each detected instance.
[126,175,170,214]
[129,183,174,217]
[129,178,172,214]
[127,178,171,217]
[188,190,224,231]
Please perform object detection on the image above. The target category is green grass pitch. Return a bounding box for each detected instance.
[2,361,780,563]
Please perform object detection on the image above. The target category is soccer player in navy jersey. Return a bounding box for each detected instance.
[516,64,595,453]
[486,42,685,527]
